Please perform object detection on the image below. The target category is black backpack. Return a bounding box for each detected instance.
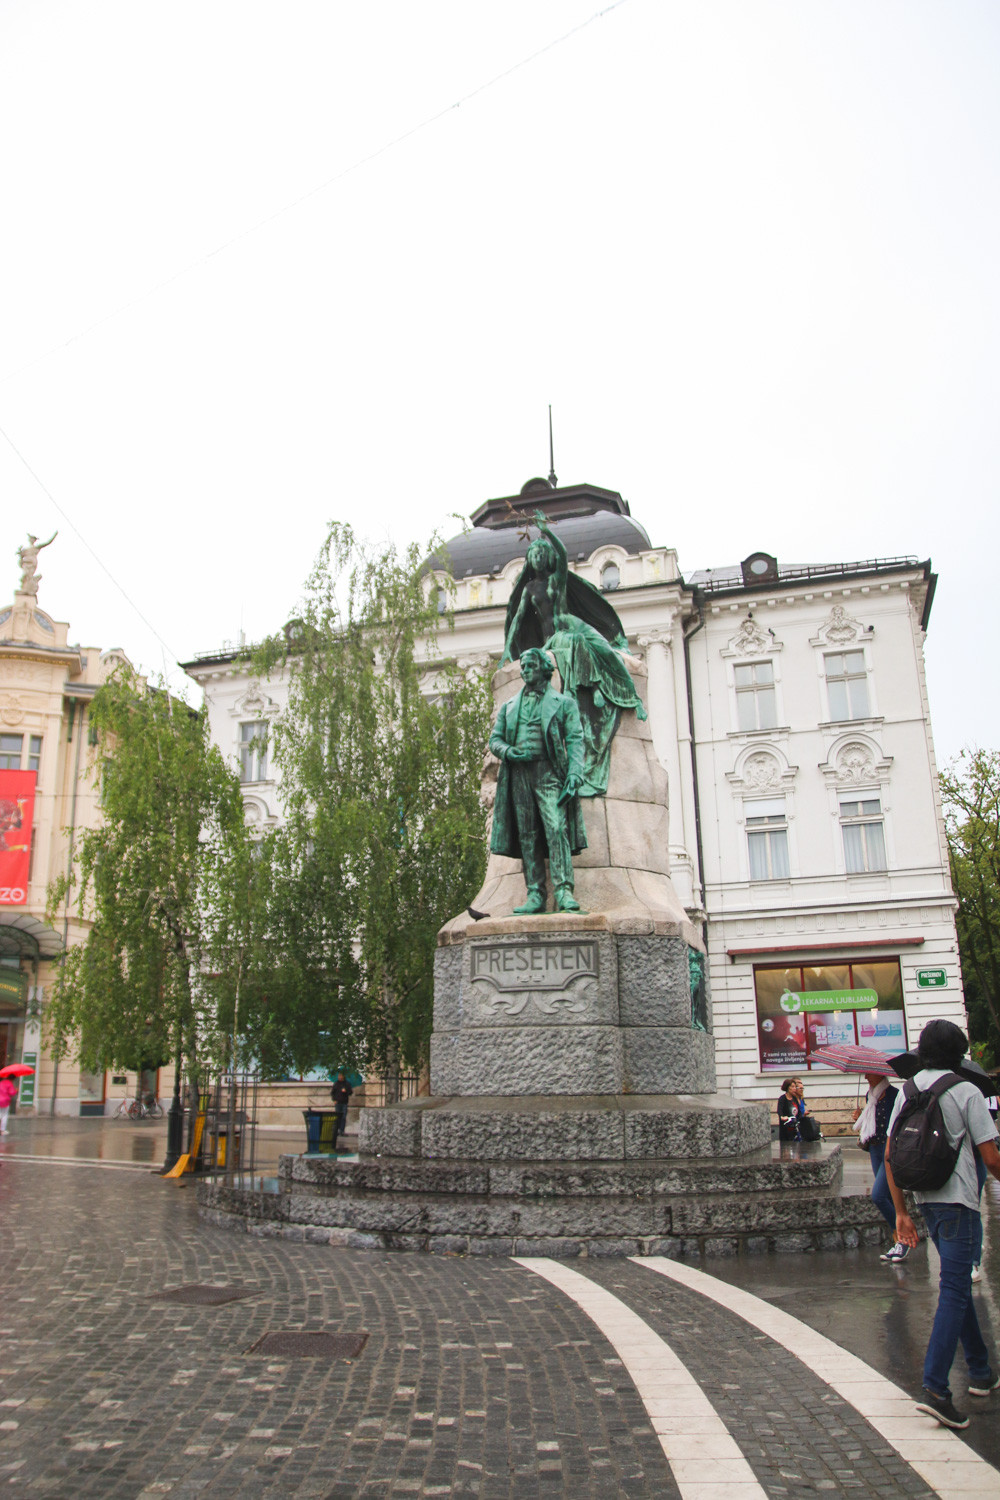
[887,1073,965,1191]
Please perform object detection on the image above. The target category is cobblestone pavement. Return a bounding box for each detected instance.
[2,1119,1000,1498]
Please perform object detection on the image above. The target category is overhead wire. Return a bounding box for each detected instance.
[0,421,182,668]
[0,0,631,391]
[0,0,632,670]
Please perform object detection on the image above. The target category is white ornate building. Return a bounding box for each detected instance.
[183,479,963,1118]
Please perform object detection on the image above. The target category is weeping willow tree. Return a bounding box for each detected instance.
[46,665,252,1079]
[250,522,492,1092]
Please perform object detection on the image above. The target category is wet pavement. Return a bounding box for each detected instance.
[1,1115,999,1497]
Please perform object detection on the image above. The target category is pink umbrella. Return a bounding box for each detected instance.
[0,1064,35,1078]
[808,1044,898,1076]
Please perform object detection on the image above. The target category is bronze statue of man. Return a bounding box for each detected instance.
[489,647,587,915]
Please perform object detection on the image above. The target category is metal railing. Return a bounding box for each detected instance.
[357,1073,423,1109]
[693,556,921,594]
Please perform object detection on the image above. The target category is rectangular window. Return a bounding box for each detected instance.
[734,661,777,731]
[825,651,869,720]
[28,736,42,774]
[840,797,887,873]
[239,721,268,783]
[0,734,23,770]
[746,797,790,880]
[754,958,906,1071]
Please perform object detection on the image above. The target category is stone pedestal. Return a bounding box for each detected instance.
[430,917,715,1102]
[198,652,890,1256]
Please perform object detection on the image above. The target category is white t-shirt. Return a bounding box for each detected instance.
[887,1069,997,1212]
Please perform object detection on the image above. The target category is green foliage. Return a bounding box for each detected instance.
[941,749,1000,1053]
[46,666,250,1074]
[251,522,491,1080]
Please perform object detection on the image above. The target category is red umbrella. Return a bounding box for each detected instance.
[809,1044,898,1076]
[0,1064,35,1078]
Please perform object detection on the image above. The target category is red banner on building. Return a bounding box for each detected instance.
[0,770,36,906]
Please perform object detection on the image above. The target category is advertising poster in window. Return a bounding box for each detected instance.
[755,966,809,1071]
[0,770,36,905]
[754,958,907,1070]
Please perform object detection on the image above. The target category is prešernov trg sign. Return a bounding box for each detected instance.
[780,988,877,1015]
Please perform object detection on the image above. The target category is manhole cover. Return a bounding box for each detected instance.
[149,1284,260,1306]
[246,1330,369,1358]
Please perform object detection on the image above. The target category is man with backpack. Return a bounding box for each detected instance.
[885,1019,1000,1430]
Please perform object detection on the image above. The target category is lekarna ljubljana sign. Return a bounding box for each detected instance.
[0,770,36,906]
[779,987,878,1015]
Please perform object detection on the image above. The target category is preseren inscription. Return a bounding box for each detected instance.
[470,940,599,992]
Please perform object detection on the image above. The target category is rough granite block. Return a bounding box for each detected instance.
[512,1238,583,1258]
[422,1106,625,1162]
[621,1027,717,1094]
[431,1025,624,1096]
[359,1105,423,1157]
[703,1237,738,1257]
[616,935,691,1027]
[587,1238,643,1258]
[432,944,464,1031]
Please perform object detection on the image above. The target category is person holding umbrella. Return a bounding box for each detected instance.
[0,1063,32,1134]
[850,1069,903,1258]
[808,1043,902,1256]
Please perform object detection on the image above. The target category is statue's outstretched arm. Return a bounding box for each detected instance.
[534,511,568,596]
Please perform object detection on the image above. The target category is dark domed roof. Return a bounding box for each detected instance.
[433,481,652,579]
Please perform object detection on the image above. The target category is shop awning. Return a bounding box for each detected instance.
[0,913,64,962]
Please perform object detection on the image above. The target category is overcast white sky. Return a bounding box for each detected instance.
[1,0,997,763]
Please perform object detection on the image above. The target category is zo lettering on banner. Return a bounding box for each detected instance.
[0,770,36,906]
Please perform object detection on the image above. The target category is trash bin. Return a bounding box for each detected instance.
[302,1108,341,1154]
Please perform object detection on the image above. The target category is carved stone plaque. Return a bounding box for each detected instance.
[470,940,599,992]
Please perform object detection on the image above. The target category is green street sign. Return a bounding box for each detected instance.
[780,988,878,1014]
[916,968,948,989]
[18,1052,36,1106]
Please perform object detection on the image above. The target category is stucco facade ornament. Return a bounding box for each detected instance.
[811,604,869,647]
[723,614,779,658]
[742,751,782,791]
[836,742,879,786]
[233,681,276,719]
[726,744,797,794]
[818,735,892,788]
[1,694,25,726]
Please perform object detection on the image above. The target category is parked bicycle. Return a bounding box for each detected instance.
[113,1092,164,1120]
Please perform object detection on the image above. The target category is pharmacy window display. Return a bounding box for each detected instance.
[754,959,906,1072]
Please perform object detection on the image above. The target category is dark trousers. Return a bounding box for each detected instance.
[868,1140,896,1230]
[920,1203,991,1396]
[333,1104,348,1143]
[510,760,574,896]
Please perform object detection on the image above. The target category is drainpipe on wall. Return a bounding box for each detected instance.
[51,701,84,1116]
[682,600,708,926]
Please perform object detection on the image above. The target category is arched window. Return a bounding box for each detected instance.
[436,586,448,615]
[601,562,620,592]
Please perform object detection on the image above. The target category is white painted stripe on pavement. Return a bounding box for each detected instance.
[635,1256,1000,1500]
[0,1153,153,1172]
[515,1257,767,1500]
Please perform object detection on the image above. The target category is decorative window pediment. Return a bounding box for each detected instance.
[722,613,782,658]
[810,605,871,648]
[818,735,892,788]
[232,680,277,719]
[726,745,797,794]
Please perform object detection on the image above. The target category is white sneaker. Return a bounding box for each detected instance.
[880,1242,909,1263]
[972,1265,983,1283]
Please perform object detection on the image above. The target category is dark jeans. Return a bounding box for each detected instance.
[868,1141,896,1230]
[333,1105,348,1142]
[920,1203,992,1396]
